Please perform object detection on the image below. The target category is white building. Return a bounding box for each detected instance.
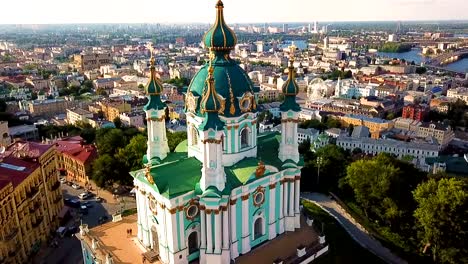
[447,87,468,104]
[337,136,439,161]
[66,108,93,125]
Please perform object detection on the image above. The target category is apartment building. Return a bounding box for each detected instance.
[28,99,69,117]
[119,112,144,128]
[447,87,468,104]
[417,122,455,147]
[74,53,112,71]
[55,137,98,185]
[340,114,394,139]
[100,99,131,122]
[66,108,94,126]
[0,141,63,263]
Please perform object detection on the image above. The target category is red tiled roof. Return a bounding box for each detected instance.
[55,140,97,164]
[0,155,40,188]
[6,141,53,158]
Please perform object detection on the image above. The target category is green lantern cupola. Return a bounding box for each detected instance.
[203,0,237,52]
[199,58,225,131]
[144,51,166,111]
[280,45,301,112]
[187,0,257,118]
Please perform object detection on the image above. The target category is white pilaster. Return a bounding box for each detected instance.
[136,190,143,241]
[294,178,301,228]
[241,195,250,254]
[200,130,226,192]
[279,181,285,234]
[268,184,277,240]
[289,181,294,217]
[206,211,213,254]
[222,208,229,249]
[201,209,207,249]
[214,211,221,253]
[230,200,239,259]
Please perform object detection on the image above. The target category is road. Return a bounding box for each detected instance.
[301,192,407,264]
[34,182,137,264]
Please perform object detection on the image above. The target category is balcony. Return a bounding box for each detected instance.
[4,228,18,241]
[50,181,60,191]
[32,217,43,228]
[27,187,39,199]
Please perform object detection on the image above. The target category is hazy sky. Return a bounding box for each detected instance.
[1,0,467,24]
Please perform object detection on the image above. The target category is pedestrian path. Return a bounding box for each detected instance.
[302,192,407,264]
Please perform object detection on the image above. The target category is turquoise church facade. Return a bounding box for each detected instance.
[130,1,303,263]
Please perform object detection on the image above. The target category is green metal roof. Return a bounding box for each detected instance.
[280,66,300,112]
[189,56,256,118]
[203,0,237,51]
[144,65,166,111]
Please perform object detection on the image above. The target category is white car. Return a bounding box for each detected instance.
[59,177,66,183]
[78,192,90,200]
[72,184,81,190]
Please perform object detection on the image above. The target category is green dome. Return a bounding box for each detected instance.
[144,60,166,111]
[203,0,237,51]
[188,54,257,117]
[279,63,300,112]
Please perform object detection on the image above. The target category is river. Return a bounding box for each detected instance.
[378,49,468,73]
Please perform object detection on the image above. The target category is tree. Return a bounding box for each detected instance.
[96,128,126,155]
[167,130,187,152]
[92,154,117,187]
[113,117,122,129]
[96,88,107,96]
[344,153,426,228]
[83,80,94,89]
[80,127,96,144]
[416,67,427,75]
[116,134,147,171]
[138,84,145,89]
[298,139,311,155]
[413,178,468,263]
[0,99,6,112]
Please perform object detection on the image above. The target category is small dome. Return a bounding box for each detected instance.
[144,58,166,111]
[203,0,237,51]
[280,53,300,112]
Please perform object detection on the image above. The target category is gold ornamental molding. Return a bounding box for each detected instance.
[269,183,277,189]
[241,194,250,201]
[202,138,222,144]
[281,118,300,123]
[169,208,178,214]
[146,116,165,122]
[229,199,237,205]
[294,175,301,180]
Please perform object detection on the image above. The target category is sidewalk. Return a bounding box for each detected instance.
[302,192,407,264]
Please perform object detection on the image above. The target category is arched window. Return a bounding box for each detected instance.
[188,231,199,254]
[254,217,263,240]
[240,127,249,149]
[191,126,198,147]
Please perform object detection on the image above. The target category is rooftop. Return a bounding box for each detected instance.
[131,132,301,199]
[78,214,156,264]
[344,114,390,124]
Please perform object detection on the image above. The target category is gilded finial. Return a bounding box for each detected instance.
[216,0,224,8]
[147,43,155,67]
[289,43,297,63]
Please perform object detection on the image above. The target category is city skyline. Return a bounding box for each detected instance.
[1,0,468,24]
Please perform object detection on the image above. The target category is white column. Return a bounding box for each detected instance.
[279,182,284,219]
[136,191,143,241]
[295,179,300,214]
[289,181,294,217]
[214,210,222,253]
[241,195,250,253]
[268,184,277,239]
[200,209,207,249]
[222,207,229,249]
[283,181,288,217]
[230,201,237,242]
[206,211,213,253]
[178,210,185,251]
[143,195,151,247]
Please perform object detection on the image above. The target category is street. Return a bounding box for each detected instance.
[34,182,137,264]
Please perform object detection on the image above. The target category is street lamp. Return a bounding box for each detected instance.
[317,157,323,186]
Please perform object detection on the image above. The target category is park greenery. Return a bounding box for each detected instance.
[300,140,468,263]
[378,42,412,53]
[425,99,468,129]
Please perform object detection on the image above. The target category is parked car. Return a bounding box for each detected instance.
[79,205,88,215]
[65,226,79,237]
[65,198,81,208]
[72,183,81,190]
[66,181,73,186]
[59,177,66,183]
[78,192,90,200]
[95,196,103,203]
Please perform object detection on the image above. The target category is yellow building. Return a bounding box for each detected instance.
[100,99,131,122]
[54,137,98,185]
[340,114,394,139]
[0,141,63,263]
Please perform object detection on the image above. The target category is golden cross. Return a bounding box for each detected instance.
[289,44,297,61]
[146,43,154,58]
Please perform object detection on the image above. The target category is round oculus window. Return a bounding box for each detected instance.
[253,192,265,206]
[186,205,199,219]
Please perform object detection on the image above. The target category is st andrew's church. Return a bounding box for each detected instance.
[130,1,304,263]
